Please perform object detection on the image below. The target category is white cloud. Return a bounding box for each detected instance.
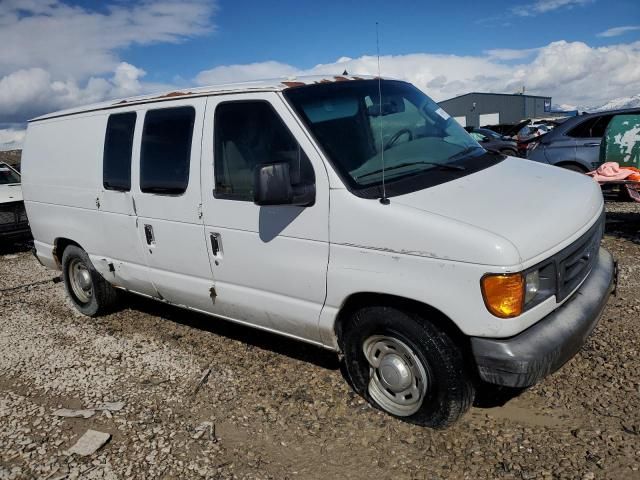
[0,62,171,124]
[0,0,216,126]
[512,0,594,17]
[0,0,215,79]
[484,48,540,61]
[0,128,26,151]
[597,26,640,38]
[194,40,640,109]
[196,61,300,85]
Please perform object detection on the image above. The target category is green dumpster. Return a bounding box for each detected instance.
[599,114,640,168]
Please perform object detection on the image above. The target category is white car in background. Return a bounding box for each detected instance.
[0,162,30,241]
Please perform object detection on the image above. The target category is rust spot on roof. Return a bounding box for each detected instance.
[281,81,306,88]
[156,91,193,99]
[114,100,128,105]
[333,76,350,82]
[315,79,332,84]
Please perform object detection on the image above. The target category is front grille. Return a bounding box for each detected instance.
[554,212,604,301]
[0,210,14,225]
[0,201,29,231]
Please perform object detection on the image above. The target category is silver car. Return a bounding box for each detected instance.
[527,108,640,172]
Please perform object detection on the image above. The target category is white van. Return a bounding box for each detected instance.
[22,76,615,427]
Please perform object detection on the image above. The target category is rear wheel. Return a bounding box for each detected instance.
[62,245,118,316]
[340,305,474,428]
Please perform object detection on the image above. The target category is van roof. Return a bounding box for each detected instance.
[30,74,384,122]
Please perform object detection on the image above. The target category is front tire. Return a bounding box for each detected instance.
[61,245,118,316]
[340,305,474,428]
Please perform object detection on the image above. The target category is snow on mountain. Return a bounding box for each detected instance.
[589,94,640,112]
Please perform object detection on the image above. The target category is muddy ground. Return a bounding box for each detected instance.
[1,201,639,480]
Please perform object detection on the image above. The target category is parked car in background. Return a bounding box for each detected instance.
[466,128,519,156]
[527,108,640,172]
[517,124,556,157]
[0,161,30,241]
[482,121,529,138]
[517,124,551,142]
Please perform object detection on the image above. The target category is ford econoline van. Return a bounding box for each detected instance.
[22,76,615,428]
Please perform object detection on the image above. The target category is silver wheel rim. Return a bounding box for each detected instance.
[363,335,429,417]
[68,258,93,304]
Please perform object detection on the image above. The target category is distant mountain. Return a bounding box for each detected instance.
[589,94,640,113]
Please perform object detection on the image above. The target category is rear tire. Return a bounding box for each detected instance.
[340,305,474,428]
[61,245,118,316]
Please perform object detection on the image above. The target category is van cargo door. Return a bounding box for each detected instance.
[132,97,215,311]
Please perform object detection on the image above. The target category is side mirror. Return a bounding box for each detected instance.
[253,163,315,207]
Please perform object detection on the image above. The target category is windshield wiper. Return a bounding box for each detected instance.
[356,161,465,180]
[447,145,483,162]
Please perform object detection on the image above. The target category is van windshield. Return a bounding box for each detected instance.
[0,165,20,185]
[284,80,501,198]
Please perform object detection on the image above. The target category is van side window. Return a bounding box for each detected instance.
[103,112,136,191]
[214,101,314,200]
[140,106,195,194]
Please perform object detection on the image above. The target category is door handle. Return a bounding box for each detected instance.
[210,233,221,256]
[144,224,155,245]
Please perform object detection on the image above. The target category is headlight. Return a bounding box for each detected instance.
[481,263,556,319]
[524,270,539,304]
[481,273,524,318]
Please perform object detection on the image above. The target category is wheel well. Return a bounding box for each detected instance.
[556,161,588,173]
[52,238,82,268]
[334,293,470,356]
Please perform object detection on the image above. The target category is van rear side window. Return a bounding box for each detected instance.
[103,112,136,191]
[140,106,195,195]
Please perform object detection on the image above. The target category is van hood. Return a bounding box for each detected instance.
[391,157,603,264]
[0,183,23,203]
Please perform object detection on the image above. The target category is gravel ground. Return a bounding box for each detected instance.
[1,201,639,480]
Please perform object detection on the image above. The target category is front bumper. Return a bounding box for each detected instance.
[471,247,615,388]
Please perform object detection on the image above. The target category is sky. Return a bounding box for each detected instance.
[1,0,639,150]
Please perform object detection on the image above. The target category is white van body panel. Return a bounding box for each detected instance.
[390,158,604,264]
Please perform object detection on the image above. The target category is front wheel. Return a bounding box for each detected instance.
[62,245,118,316]
[340,306,474,428]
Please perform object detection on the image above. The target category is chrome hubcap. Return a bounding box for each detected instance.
[68,258,93,304]
[363,335,429,416]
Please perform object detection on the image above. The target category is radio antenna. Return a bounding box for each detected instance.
[376,22,389,205]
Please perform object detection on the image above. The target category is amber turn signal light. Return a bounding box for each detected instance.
[481,273,525,318]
